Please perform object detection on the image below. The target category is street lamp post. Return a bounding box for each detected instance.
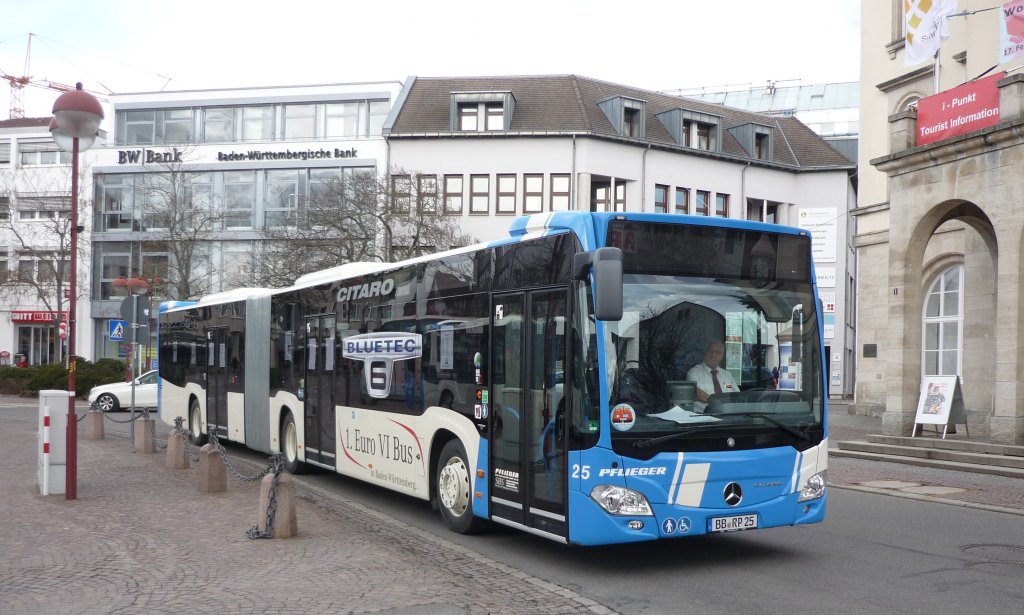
[51,83,103,502]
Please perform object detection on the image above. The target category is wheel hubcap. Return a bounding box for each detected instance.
[284,421,297,461]
[438,455,470,515]
[99,396,113,411]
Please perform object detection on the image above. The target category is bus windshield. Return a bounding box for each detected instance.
[604,220,824,455]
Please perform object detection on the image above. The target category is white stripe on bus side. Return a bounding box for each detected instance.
[675,462,711,507]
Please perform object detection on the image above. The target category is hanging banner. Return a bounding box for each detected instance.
[904,0,958,66]
[916,72,1004,146]
[1001,0,1024,64]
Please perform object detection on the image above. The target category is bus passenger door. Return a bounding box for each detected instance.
[206,327,228,439]
[490,289,568,539]
[303,315,337,468]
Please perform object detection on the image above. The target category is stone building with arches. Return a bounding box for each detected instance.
[857,0,1024,444]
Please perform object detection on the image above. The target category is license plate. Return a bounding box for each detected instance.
[707,513,758,533]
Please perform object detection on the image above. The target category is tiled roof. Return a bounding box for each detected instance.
[389,75,853,170]
[0,117,51,129]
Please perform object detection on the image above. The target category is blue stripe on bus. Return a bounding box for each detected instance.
[473,438,490,519]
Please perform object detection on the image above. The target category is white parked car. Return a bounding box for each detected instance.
[88,370,158,412]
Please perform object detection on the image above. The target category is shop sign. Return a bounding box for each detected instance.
[917,72,1004,146]
[11,311,64,323]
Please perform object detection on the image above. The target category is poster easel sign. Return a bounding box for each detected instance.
[913,375,969,439]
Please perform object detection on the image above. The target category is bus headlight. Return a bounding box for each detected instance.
[590,485,653,516]
[799,470,827,502]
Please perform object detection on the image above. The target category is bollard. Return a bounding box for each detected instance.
[197,443,226,493]
[134,416,156,453]
[257,473,297,538]
[165,430,189,469]
[84,409,104,440]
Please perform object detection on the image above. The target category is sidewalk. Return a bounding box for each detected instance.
[0,405,612,615]
[827,400,1024,516]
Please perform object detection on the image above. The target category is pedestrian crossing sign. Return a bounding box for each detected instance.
[109,319,127,341]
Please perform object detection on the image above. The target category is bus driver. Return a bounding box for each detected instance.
[686,340,737,410]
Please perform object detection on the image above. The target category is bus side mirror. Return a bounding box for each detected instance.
[573,247,623,321]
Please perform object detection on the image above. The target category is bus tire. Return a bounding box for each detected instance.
[188,399,207,446]
[281,411,305,474]
[436,439,484,534]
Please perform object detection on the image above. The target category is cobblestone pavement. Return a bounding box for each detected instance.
[0,406,615,615]
[828,400,1024,516]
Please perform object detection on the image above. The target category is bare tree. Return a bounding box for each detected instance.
[249,168,476,287]
[132,147,230,301]
[0,165,89,364]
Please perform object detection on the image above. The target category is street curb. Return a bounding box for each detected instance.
[831,483,1024,517]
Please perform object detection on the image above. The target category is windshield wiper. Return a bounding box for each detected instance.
[725,412,811,442]
[632,427,709,449]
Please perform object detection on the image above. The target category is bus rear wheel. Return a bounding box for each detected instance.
[281,412,304,474]
[436,439,484,534]
[188,400,207,446]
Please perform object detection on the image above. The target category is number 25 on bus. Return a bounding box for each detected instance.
[157,211,827,546]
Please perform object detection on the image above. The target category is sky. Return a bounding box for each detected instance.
[0,0,860,120]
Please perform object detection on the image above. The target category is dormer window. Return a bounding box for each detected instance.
[598,96,646,139]
[656,108,723,152]
[451,91,516,132]
[727,122,774,160]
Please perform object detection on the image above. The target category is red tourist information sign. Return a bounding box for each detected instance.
[917,72,1005,146]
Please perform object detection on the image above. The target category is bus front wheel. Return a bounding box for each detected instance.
[436,439,484,534]
[188,400,207,446]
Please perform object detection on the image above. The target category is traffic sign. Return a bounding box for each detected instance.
[109,320,127,341]
[119,295,152,325]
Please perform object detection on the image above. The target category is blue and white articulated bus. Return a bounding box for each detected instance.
[157,212,827,546]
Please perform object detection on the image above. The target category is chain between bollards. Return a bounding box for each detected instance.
[246,452,285,540]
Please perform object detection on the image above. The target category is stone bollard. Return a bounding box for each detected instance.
[134,416,156,453]
[165,430,189,469]
[198,443,226,493]
[84,409,105,440]
[257,473,297,538]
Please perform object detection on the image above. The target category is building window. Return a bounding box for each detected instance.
[162,109,194,143]
[715,193,729,217]
[284,104,316,140]
[496,174,516,214]
[96,174,134,232]
[486,103,504,131]
[614,182,626,212]
[443,175,463,214]
[124,110,156,145]
[923,265,964,376]
[241,106,273,141]
[224,171,255,229]
[368,101,390,136]
[18,142,66,166]
[755,133,769,159]
[746,198,763,221]
[696,190,710,216]
[0,139,11,164]
[696,123,711,150]
[550,174,570,211]
[675,188,688,214]
[470,175,489,214]
[623,108,639,137]
[98,250,131,299]
[391,174,412,213]
[654,184,668,213]
[418,175,437,213]
[204,108,235,142]
[264,170,299,228]
[524,174,543,214]
[326,102,361,138]
[591,183,610,212]
[458,104,478,131]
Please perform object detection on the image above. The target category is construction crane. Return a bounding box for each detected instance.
[1,33,75,119]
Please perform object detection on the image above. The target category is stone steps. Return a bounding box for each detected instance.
[832,435,1024,479]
